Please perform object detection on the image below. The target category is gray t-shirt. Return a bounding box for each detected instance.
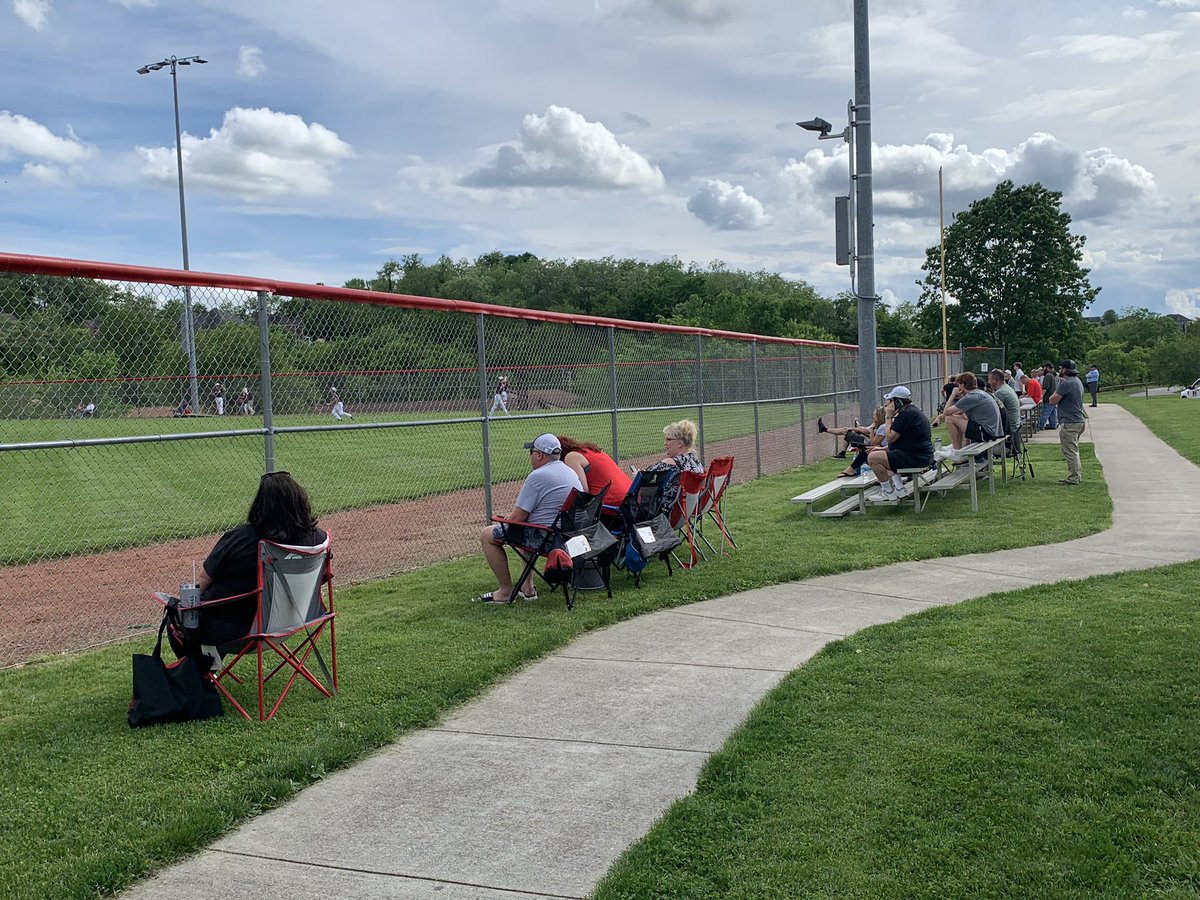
[993,384,1021,435]
[515,459,583,527]
[1054,376,1086,424]
[954,388,1002,437]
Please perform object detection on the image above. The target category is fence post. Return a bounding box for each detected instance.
[257,290,276,474]
[830,348,839,430]
[695,333,706,466]
[751,340,762,477]
[476,314,493,521]
[799,344,808,466]
[607,326,620,460]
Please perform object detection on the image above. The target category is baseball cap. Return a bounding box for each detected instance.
[523,433,561,455]
[883,385,912,401]
[1058,359,1077,373]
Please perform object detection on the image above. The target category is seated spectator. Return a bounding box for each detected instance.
[817,415,871,458]
[866,386,935,502]
[832,406,889,477]
[1019,373,1042,409]
[558,436,631,506]
[172,472,326,656]
[476,434,582,605]
[645,419,704,511]
[648,419,703,474]
[82,401,95,418]
[931,372,1001,457]
[987,369,1021,438]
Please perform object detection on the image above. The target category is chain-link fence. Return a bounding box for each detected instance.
[0,255,958,666]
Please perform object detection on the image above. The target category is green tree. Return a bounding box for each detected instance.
[916,180,1098,363]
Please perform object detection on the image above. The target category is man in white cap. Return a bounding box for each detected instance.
[476,433,582,604]
[867,385,936,501]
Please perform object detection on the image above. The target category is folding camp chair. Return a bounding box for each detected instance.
[612,469,682,587]
[1006,427,1034,481]
[494,484,616,610]
[695,455,737,555]
[670,470,707,569]
[156,536,337,721]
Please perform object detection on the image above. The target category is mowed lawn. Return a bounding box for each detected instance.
[0,402,802,564]
[593,396,1200,899]
[0,441,1107,900]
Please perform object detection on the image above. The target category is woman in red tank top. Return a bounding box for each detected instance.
[557,436,631,504]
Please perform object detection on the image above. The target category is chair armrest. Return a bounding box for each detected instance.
[491,516,551,531]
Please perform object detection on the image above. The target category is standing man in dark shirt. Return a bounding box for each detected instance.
[1049,359,1086,485]
[867,386,935,502]
[1040,364,1059,430]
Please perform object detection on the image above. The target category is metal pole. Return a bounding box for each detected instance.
[830,347,839,430]
[695,334,706,466]
[607,326,620,460]
[257,291,275,474]
[939,166,949,379]
[799,345,807,466]
[169,60,201,415]
[853,0,878,424]
[751,341,762,477]
[476,314,494,520]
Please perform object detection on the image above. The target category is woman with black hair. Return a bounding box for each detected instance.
[193,471,326,647]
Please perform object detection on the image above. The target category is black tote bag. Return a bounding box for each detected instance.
[128,608,223,728]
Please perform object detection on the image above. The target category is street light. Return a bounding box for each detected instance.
[797,0,877,424]
[138,54,207,414]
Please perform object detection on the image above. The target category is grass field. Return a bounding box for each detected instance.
[0,402,807,564]
[0,441,1107,900]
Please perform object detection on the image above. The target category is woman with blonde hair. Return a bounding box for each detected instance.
[651,419,703,474]
[835,406,889,477]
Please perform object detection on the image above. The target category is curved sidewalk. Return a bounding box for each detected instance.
[125,406,1200,899]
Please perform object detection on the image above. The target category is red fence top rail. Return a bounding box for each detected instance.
[0,252,943,354]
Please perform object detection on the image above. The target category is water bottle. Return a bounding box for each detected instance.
[179,582,201,629]
[859,463,870,476]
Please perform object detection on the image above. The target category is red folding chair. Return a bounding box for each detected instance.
[155,535,337,721]
[670,470,707,569]
[696,456,736,555]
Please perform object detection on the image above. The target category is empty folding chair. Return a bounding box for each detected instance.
[670,470,708,569]
[695,455,736,554]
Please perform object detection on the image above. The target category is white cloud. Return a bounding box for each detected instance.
[109,0,156,7]
[460,105,664,191]
[0,111,93,165]
[687,179,767,230]
[639,0,735,24]
[13,0,50,30]
[22,162,65,184]
[136,107,352,200]
[237,45,267,78]
[1058,31,1182,64]
[1165,288,1200,318]
[783,131,1155,222]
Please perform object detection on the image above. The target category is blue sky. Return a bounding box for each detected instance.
[3,0,1199,321]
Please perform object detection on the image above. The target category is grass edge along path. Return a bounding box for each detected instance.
[593,562,1200,899]
[0,443,1107,900]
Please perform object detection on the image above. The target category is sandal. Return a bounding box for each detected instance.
[837,470,857,477]
[472,591,514,604]
[517,590,540,602]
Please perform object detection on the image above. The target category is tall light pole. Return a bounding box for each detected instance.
[137,54,207,414]
[797,0,877,424]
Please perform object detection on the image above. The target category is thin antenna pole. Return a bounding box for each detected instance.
[939,166,949,378]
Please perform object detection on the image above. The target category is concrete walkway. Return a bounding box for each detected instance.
[125,406,1200,899]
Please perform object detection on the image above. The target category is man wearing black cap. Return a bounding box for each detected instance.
[476,433,582,604]
[1048,360,1086,485]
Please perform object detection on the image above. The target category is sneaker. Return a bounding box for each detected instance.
[817,417,828,434]
[853,417,860,428]
[833,450,847,459]
[933,447,954,462]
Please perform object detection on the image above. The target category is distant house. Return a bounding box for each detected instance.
[1165,313,1194,332]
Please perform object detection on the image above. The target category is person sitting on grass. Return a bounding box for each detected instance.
[475,434,582,605]
[832,406,889,477]
[817,414,870,459]
[866,386,935,502]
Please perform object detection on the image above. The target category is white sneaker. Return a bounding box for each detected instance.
[933,448,954,462]
[877,484,899,502]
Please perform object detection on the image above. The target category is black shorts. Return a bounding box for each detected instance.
[886,447,933,472]
[965,420,996,443]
